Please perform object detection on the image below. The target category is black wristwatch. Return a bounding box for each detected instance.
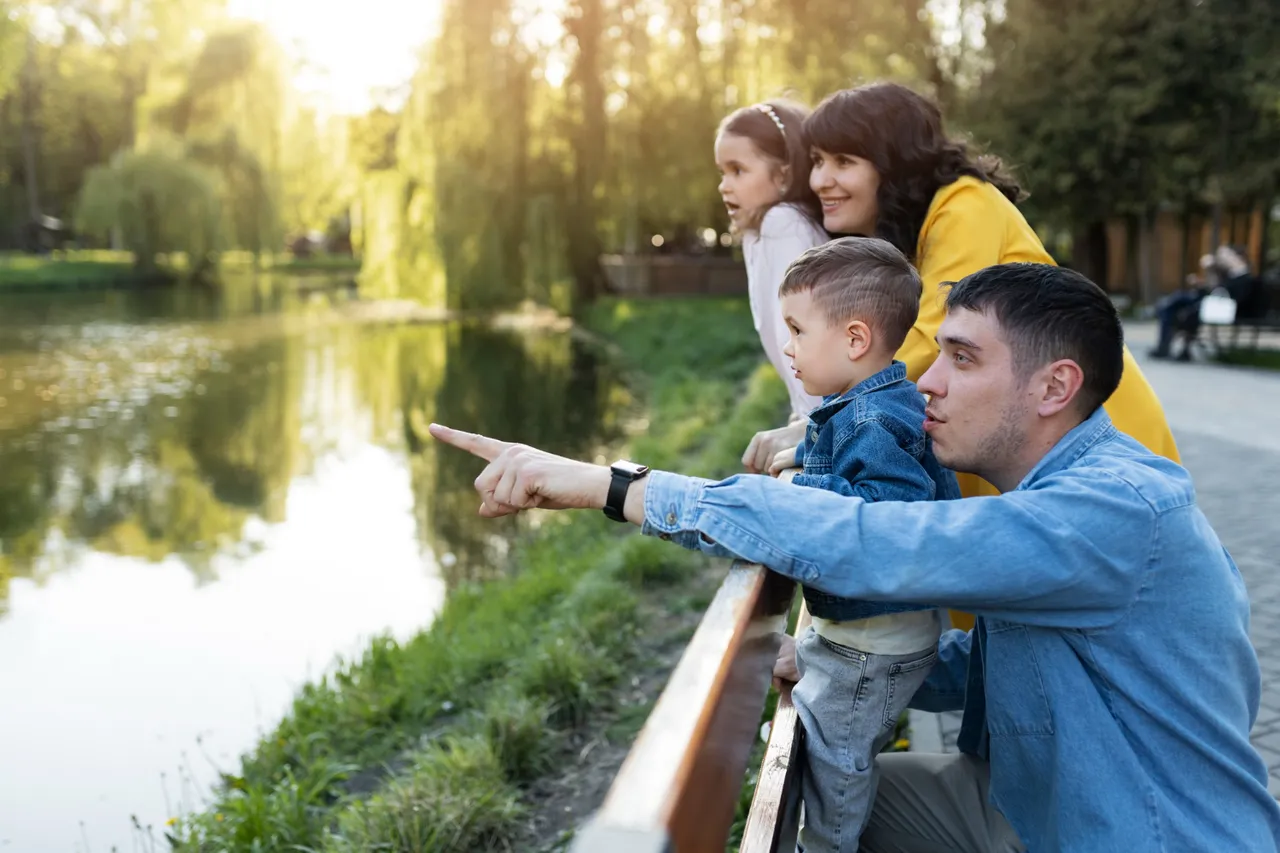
[604,460,650,522]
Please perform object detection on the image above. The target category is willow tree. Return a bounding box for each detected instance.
[150,23,291,260]
[75,141,221,275]
[398,0,534,311]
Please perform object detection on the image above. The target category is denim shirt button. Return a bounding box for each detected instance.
[666,512,677,525]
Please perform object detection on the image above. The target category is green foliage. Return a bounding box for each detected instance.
[1216,347,1280,371]
[326,737,524,853]
[967,0,1280,226]
[481,694,554,782]
[0,5,346,258]
[75,140,222,271]
[0,251,133,289]
[0,4,24,104]
[611,533,700,587]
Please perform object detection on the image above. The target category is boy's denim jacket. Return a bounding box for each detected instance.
[792,360,960,620]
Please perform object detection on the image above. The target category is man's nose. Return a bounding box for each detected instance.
[916,354,944,398]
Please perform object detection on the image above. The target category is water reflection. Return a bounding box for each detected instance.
[0,285,624,851]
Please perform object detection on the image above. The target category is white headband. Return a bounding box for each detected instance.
[756,103,786,136]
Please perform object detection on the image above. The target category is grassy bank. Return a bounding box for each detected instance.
[0,250,139,290]
[171,296,789,851]
[0,251,359,291]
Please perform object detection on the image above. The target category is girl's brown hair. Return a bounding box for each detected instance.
[805,82,1024,261]
[718,99,824,233]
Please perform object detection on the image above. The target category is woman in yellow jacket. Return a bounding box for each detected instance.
[763,82,1179,630]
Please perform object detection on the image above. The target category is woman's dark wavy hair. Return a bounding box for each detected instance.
[804,82,1024,261]
[719,99,824,233]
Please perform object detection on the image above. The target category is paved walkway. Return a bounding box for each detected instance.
[911,322,1280,796]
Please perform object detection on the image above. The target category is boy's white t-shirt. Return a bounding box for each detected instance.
[742,204,827,419]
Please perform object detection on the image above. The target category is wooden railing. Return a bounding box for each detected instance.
[569,559,807,853]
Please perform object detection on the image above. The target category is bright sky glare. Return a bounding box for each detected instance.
[226,0,442,114]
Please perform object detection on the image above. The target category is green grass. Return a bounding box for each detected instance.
[1215,346,1280,371]
[0,250,137,289]
[171,296,791,851]
[0,250,359,290]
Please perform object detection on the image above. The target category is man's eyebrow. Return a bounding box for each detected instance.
[936,334,982,351]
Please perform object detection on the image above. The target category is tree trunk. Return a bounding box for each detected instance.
[1136,209,1161,306]
[1124,215,1141,304]
[505,49,531,302]
[1071,220,1109,289]
[565,0,606,310]
[1259,197,1273,273]
[20,31,41,228]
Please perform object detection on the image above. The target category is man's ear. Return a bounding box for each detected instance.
[1037,359,1085,417]
[846,319,873,362]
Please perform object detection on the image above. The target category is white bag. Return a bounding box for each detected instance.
[1199,288,1237,325]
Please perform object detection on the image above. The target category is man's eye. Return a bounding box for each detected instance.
[953,352,970,364]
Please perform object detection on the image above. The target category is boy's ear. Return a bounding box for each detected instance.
[846,319,873,361]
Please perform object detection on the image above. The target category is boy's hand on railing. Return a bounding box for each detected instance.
[768,447,799,477]
[743,422,806,473]
[772,634,799,689]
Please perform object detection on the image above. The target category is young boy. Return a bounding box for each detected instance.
[769,237,959,853]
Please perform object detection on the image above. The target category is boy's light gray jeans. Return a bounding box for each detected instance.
[792,627,938,853]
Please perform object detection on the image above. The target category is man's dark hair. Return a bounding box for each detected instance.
[779,236,921,353]
[945,263,1124,416]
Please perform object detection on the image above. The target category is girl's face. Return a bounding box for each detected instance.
[715,132,787,229]
[810,148,880,235]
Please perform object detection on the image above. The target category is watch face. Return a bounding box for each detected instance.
[611,459,649,477]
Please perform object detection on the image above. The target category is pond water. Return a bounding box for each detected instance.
[0,276,625,852]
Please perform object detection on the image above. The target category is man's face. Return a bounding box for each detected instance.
[917,307,1036,480]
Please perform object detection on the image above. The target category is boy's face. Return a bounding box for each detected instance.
[781,290,863,397]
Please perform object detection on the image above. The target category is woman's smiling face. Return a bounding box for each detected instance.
[809,147,880,236]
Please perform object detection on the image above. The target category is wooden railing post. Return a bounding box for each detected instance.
[570,561,796,853]
[738,605,811,852]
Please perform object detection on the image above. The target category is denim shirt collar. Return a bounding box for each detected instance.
[807,361,908,428]
[1014,406,1118,492]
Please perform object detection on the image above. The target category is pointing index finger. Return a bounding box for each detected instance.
[428,423,513,462]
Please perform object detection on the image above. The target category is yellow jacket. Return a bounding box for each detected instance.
[900,177,1181,499]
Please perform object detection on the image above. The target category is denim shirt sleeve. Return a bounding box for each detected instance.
[641,467,1154,629]
[909,628,970,712]
[792,417,935,503]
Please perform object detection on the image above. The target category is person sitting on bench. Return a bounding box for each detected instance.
[1151,244,1255,361]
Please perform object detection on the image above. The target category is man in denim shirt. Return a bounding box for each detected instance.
[431,263,1280,852]
[768,238,960,852]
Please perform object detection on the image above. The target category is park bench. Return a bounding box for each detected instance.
[1200,276,1280,354]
